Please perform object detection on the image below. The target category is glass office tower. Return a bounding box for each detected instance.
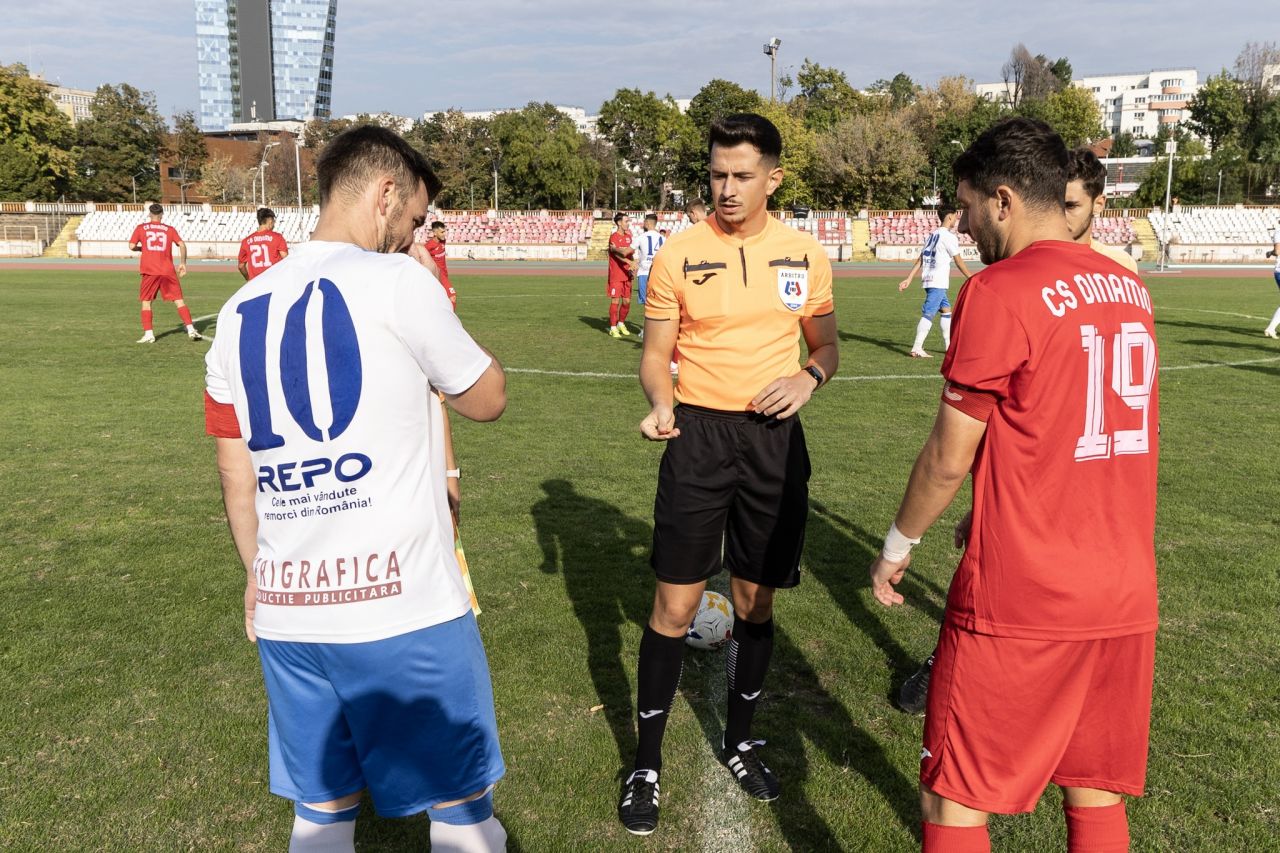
[196,0,336,131]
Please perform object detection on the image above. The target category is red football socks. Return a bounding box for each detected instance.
[922,822,990,853]
[178,305,194,326]
[608,303,619,327]
[618,301,630,322]
[141,309,153,332]
[1065,802,1129,852]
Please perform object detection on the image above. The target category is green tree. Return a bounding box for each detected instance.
[869,72,919,110]
[686,79,762,137]
[1134,132,1209,206]
[302,117,354,149]
[488,103,598,209]
[814,111,927,209]
[0,63,76,199]
[1043,84,1102,146]
[1048,57,1073,89]
[755,101,816,208]
[73,83,167,201]
[170,111,208,203]
[1110,132,1138,158]
[1186,72,1247,151]
[792,59,876,132]
[597,89,692,208]
[408,110,491,209]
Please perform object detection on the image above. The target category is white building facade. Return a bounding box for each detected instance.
[975,67,1200,141]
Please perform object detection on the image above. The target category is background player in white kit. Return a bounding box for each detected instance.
[633,214,665,342]
[1264,220,1280,338]
[205,126,509,853]
[897,207,972,357]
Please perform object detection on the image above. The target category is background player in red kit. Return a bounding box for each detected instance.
[607,212,635,337]
[868,118,1160,853]
[128,203,202,342]
[237,207,289,281]
[423,220,456,308]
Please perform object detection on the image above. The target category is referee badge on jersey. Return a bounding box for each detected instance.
[771,257,810,311]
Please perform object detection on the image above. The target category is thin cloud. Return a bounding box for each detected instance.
[0,1,1265,121]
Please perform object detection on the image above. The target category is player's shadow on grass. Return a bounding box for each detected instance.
[154,316,214,340]
[532,479,654,768]
[682,625,921,846]
[839,329,912,357]
[1180,337,1280,353]
[805,500,947,694]
[1156,318,1264,337]
[577,315,643,345]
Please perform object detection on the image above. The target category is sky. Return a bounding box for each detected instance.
[5,1,1269,122]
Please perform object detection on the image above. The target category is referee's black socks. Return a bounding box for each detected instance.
[725,617,775,748]
[634,625,686,772]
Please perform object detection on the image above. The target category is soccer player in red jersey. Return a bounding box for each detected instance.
[423,220,456,308]
[607,212,635,337]
[129,203,202,342]
[237,207,290,281]
[869,118,1159,853]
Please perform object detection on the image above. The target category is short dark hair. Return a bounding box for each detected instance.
[430,220,445,230]
[952,117,1068,211]
[937,206,957,221]
[148,203,163,216]
[613,212,627,224]
[316,125,442,207]
[685,199,706,213]
[708,113,782,167]
[1067,148,1107,200]
[257,207,276,225]
[644,213,658,224]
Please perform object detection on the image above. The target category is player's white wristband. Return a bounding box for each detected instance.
[446,469,461,479]
[881,522,920,562]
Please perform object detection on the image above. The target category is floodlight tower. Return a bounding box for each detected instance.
[763,38,781,102]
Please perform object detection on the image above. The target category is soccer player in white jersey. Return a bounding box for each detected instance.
[204,126,509,853]
[1265,220,1280,338]
[634,213,665,307]
[898,208,972,357]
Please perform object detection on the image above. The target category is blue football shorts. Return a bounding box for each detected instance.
[922,287,952,319]
[1273,270,1280,289]
[637,273,650,305]
[257,612,505,817]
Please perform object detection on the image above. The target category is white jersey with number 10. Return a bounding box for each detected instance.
[205,240,492,645]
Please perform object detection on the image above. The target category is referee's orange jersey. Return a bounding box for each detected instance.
[644,214,834,411]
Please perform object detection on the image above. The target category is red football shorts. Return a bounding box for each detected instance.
[921,623,1155,814]
[140,275,184,302]
[607,278,632,299]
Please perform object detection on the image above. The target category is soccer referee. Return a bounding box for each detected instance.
[617,113,838,836]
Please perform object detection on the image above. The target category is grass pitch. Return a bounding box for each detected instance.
[1,265,1278,851]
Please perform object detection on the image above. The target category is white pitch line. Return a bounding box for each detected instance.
[1162,306,1269,318]
[508,354,1280,382]
[694,664,748,853]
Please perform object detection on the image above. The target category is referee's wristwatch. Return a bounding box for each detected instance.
[803,364,824,389]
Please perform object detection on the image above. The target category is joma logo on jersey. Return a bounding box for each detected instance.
[258,453,373,492]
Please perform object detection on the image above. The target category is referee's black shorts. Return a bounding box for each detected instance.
[650,404,810,589]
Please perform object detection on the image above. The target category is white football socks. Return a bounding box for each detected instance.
[288,814,356,853]
[913,317,933,352]
[940,314,953,349]
[1267,306,1280,335]
[429,815,508,852]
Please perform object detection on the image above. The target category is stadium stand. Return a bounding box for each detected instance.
[76,207,317,246]
[1148,206,1280,245]
[1148,206,1280,263]
[415,212,592,245]
[871,210,1136,246]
